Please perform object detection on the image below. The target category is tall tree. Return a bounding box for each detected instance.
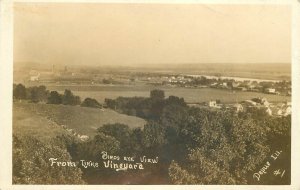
[150,89,165,100]
[13,83,27,100]
[62,89,81,105]
[47,91,62,104]
[28,85,48,103]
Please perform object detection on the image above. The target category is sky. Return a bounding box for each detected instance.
[14,3,291,67]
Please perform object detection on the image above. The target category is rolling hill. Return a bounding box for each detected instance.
[13,102,146,139]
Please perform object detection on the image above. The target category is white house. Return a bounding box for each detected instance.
[30,73,40,81]
[266,88,276,94]
[209,100,221,108]
[209,100,217,107]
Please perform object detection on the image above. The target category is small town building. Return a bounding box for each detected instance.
[208,100,221,108]
[30,73,40,81]
[266,88,276,94]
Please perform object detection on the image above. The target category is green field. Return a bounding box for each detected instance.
[13,103,68,141]
[13,102,146,138]
[46,85,291,104]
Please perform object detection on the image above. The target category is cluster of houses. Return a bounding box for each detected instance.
[208,97,291,117]
[135,74,291,96]
[135,75,192,85]
[240,97,291,116]
[28,66,78,83]
[209,80,289,95]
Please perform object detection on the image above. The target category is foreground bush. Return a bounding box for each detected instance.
[13,135,85,184]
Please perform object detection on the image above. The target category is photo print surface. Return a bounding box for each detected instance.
[12,3,291,185]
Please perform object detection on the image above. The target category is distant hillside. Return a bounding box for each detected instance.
[13,102,146,138]
[14,62,291,82]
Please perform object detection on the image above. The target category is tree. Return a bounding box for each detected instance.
[160,104,189,162]
[97,123,131,154]
[28,85,48,103]
[150,89,165,100]
[142,121,166,150]
[102,78,112,84]
[62,89,81,105]
[13,135,85,184]
[165,96,187,107]
[169,149,237,184]
[129,128,143,156]
[168,108,270,184]
[74,133,120,161]
[149,99,165,120]
[168,161,197,184]
[81,98,102,108]
[13,83,27,100]
[104,98,116,109]
[148,90,166,120]
[74,96,81,105]
[71,132,121,184]
[47,91,62,104]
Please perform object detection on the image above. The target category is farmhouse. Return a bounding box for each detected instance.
[30,73,40,81]
[265,88,276,94]
[208,100,221,108]
[209,100,217,107]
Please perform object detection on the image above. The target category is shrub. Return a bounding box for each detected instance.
[62,89,81,105]
[13,83,27,100]
[13,135,85,184]
[81,98,102,108]
[47,91,62,104]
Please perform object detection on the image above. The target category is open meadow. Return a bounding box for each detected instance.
[13,102,146,138]
[13,103,68,141]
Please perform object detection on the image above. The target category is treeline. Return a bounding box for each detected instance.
[105,89,187,120]
[13,83,101,108]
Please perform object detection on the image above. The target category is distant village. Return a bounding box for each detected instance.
[26,65,291,95]
[205,97,291,117]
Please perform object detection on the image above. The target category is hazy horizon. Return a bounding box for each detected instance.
[14,3,291,67]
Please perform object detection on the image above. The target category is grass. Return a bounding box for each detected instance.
[13,102,146,138]
[46,85,291,104]
[13,102,68,141]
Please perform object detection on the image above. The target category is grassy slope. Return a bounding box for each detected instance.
[13,102,146,138]
[13,103,68,141]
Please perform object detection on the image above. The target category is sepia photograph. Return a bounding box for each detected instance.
[1,0,298,187]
